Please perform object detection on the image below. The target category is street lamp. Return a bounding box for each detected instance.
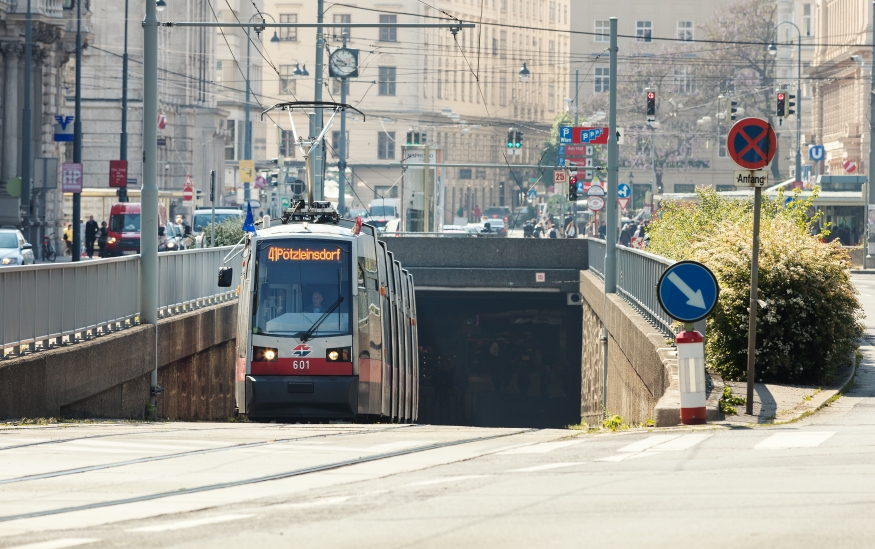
[518,62,530,82]
[156,0,167,11]
[767,22,802,189]
[244,12,280,201]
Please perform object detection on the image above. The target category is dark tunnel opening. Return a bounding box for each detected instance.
[417,292,582,429]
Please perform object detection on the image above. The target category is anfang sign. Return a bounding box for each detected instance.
[733,170,769,188]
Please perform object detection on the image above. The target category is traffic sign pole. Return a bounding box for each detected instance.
[745,187,762,415]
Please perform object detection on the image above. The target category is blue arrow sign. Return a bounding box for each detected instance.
[559,126,572,144]
[808,145,824,162]
[617,183,631,198]
[657,261,719,323]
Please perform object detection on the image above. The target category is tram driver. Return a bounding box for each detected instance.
[307,291,325,314]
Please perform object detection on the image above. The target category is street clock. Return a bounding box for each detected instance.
[328,48,359,78]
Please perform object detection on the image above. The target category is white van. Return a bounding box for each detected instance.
[367,198,400,229]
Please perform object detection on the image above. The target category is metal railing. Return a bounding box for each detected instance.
[585,237,675,337]
[1,247,238,357]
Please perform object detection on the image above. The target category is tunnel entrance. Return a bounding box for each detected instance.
[417,292,582,428]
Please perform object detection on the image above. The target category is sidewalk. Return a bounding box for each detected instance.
[715,358,856,425]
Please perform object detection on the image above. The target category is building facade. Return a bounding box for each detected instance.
[259,0,570,223]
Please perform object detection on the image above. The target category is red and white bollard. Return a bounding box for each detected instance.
[676,329,706,425]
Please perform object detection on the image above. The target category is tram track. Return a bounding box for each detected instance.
[0,428,539,523]
[0,424,419,485]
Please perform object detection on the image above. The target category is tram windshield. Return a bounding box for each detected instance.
[252,239,352,338]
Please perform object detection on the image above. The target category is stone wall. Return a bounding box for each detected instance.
[0,301,238,420]
[580,270,678,426]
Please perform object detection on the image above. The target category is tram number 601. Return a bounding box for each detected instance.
[293,360,310,370]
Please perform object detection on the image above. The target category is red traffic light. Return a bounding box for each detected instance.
[570,176,578,185]
[647,92,655,100]
[777,93,785,100]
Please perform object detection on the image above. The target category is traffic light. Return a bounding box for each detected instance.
[730,100,739,121]
[195,189,203,206]
[514,130,523,148]
[787,94,796,116]
[776,92,786,117]
[406,130,426,145]
[568,176,578,201]
[645,88,656,119]
[507,128,515,149]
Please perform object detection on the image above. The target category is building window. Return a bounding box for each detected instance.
[225,120,236,160]
[333,14,351,41]
[378,66,396,96]
[677,21,693,41]
[379,14,397,42]
[548,1,556,22]
[594,67,609,93]
[594,20,609,43]
[500,30,507,58]
[280,14,297,41]
[279,130,295,157]
[499,76,507,105]
[330,131,349,158]
[378,131,395,159]
[636,21,652,43]
[674,66,693,94]
[802,4,812,37]
[216,60,223,85]
[279,65,296,95]
[437,63,443,98]
[549,40,555,64]
[674,184,695,193]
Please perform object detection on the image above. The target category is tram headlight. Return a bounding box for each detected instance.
[326,347,351,362]
[253,346,278,362]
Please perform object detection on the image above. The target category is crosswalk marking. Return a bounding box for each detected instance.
[755,431,835,449]
[4,539,101,549]
[597,434,712,462]
[498,440,581,454]
[406,475,490,487]
[507,462,584,473]
[128,514,253,533]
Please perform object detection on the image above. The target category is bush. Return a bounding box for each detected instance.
[649,187,863,385]
[202,217,245,247]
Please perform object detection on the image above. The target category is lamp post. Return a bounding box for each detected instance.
[71,0,83,261]
[21,0,32,249]
[768,21,803,188]
[244,13,280,203]
[119,0,130,203]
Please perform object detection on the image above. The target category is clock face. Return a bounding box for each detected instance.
[330,48,358,77]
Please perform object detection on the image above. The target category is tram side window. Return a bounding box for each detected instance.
[252,241,352,337]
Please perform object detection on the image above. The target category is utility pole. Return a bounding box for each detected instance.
[21,0,32,250]
[338,36,348,215]
[602,17,619,412]
[72,0,83,262]
[574,69,579,126]
[119,0,129,203]
[311,0,326,201]
[143,0,161,404]
[244,22,252,203]
[867,0,875,265]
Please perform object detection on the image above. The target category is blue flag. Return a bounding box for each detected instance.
[243,202,256,234]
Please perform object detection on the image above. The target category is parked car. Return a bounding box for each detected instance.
[192,208,242,234]
[482,218,508,237]
[0,229,34,266]
[368,198,400,229]
[348,207,369,219]
[163,222,188,251]
[482,206,511,223]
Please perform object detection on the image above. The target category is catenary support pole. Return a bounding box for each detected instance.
[22,0,32,250]
[574,69,579,126]
[338,38,348,215]
[746,186,762,415]
[244,26,251,203]
[119,0,129,203]
[867,0,875,264]
[795,30,802,188]
[143,0,160,404]
[602,17,619,413]
[210,170,216,247]
[72,0,82,262]
[311,0,325,201]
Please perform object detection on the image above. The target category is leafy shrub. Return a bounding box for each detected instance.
[202,217,245,247]
[649,187,863,385]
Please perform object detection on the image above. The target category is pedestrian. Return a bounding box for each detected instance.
[79,219,85,255]
[456,205,464,219]
[473,204,481,221]
[619,224,633,246]
[533,220,544,238]
[84,215,98,258]
[548,223,558,239]
[523,219,534,238]
[598,221,607,239]
[63,223,72,255]
[97,221,108,258]
[564,216,577,239]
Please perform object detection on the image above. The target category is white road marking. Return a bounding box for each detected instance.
[755,431,835,449]
[616,435,682,453]
[406,475,490,487]
[497,440,581,454]
[268,497,351,510]
[3,539,101,549]
[507,462,584,473]
[128,514,253,533]
[597,434,712,462]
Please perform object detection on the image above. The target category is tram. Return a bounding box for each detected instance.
[219,203,418,422]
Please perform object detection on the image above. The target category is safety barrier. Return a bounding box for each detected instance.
[1,247,238,357]
[586,238,675,336]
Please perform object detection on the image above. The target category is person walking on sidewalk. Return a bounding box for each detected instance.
[84,216,98,258]
[63,223,72,256]
[97,221,108,258]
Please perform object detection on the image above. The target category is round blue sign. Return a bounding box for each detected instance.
[656,261,719,323]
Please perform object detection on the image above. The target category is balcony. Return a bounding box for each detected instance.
[10,0,64,18]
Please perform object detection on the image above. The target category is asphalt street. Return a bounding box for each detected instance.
[0,278,873,548]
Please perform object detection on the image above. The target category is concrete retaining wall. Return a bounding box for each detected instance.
[0,301,238,420]
[580,270,678,426]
